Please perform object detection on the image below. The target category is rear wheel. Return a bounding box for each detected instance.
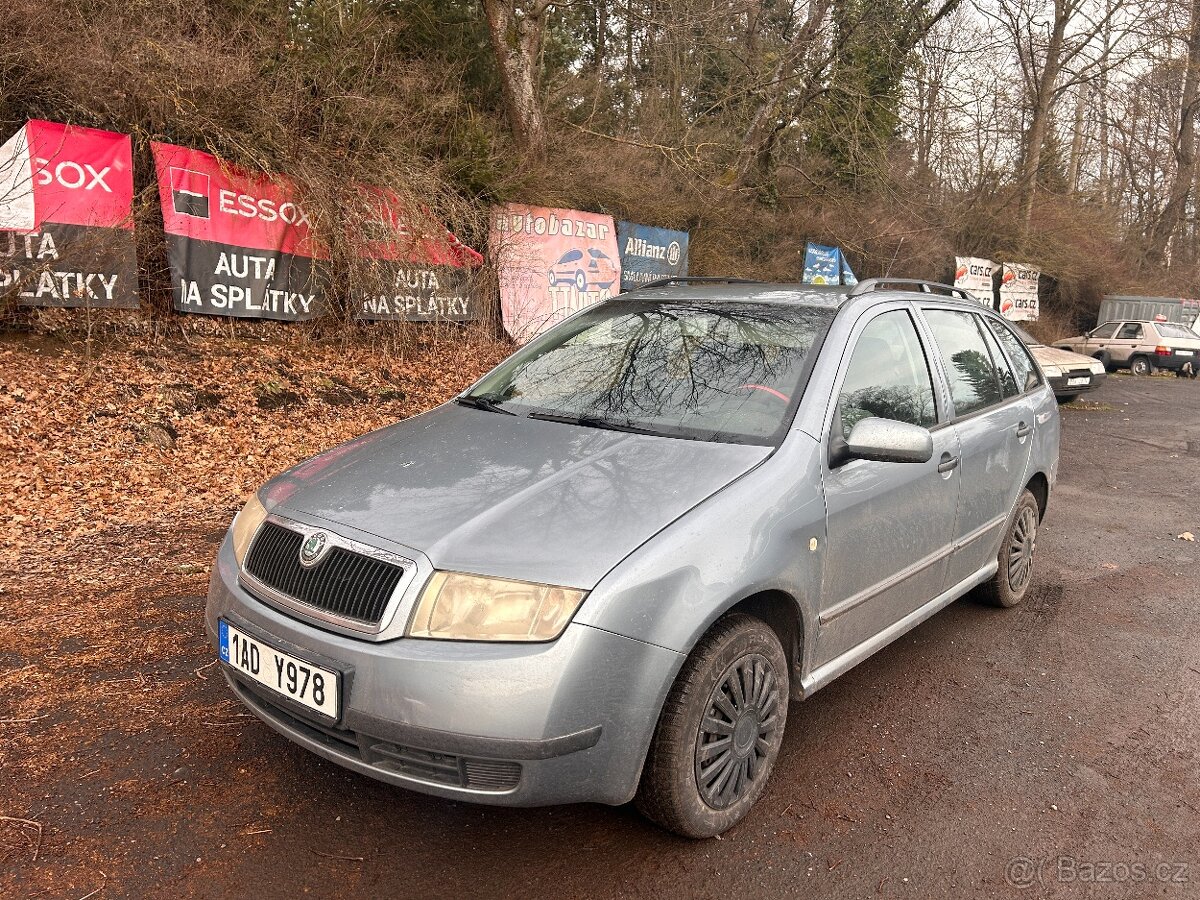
[977,489,1040,608]
[1130,355,1153,376]
[635,613,789,838]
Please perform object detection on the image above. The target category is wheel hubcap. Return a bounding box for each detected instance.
[1008,506,1037,592]
[695,654,780,810]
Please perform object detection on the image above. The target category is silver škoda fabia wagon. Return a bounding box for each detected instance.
[206,277,1061,837]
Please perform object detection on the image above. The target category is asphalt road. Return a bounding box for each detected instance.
[4,375,1199,899]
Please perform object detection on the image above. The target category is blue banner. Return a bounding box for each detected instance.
[802,242,856,285]
[618,221,689,291]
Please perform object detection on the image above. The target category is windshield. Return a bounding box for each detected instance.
[1154,322,1198,339]
[464,300,834,444]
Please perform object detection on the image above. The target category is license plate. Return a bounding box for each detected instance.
[1067,376,1090,387]
[1175,350,1194,356]
[219,620,339,718]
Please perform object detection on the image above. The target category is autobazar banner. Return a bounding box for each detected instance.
[999,263,1039,321]
[352,185,483,322]
[490,204,620,342]
[0,120,137,308]
[953,256,995,307]
[802,242,856,285]
[617,221,688,291]
[151,143,326,321]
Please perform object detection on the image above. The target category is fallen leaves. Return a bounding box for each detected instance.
[1179,532,1195,542]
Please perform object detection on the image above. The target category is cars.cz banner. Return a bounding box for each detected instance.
[352,185,483,322]
[953,256,995,307]
[490,203,620,342]
[801,243,856,285]
[999,263,1039,321]
[0,120,138,308]
[617,221,688,291]
[151,143,325,321]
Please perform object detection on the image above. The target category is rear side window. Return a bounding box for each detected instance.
[1154,322,1197,340]
[924,309,1004,417]
[1116,323,1143,340]
[837,310,937,437]
[979,324,1019,397]
[987,320,1041,392]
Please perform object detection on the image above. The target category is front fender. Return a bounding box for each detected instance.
[574,432,827,684]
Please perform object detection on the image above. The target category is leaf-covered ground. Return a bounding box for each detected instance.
[0,327,509,895]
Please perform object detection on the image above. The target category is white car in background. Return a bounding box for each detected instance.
[1014,325,1107,403]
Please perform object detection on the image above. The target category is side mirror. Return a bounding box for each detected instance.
[845,417,933,464]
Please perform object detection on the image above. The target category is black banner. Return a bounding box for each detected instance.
[1,223,138,308]
[355,262,478,322]
[165,234,325,321]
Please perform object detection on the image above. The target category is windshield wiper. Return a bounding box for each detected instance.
[525,411,666,437]
[455,394,516,416]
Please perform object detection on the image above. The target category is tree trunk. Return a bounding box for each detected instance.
[1066,87,1086,192]
[1019,0,1068,231]
[482,0,552,153]
[1146,0,1200,265]
[734,0,832,186]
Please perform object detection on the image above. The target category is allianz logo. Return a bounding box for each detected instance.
[624,237,682,267]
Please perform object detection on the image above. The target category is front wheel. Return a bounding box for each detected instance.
[977,489,1040,607]
[1056,393,1080,404]
[635,613,789,838]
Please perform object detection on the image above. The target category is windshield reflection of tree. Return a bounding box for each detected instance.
[505,305,819,437]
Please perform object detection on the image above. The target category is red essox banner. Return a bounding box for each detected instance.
[0,120,138,308]
[151,143,326,321]
[352,185,484,322]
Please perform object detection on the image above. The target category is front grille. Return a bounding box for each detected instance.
[244,521,406,625]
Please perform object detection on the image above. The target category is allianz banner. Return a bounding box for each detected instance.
[953,256,995,307]
[0,120,138,308]
[151,143,325,321]
[490,203,620,342]
[352,185,484,322]
[999,263,1039,321]
[617,221,688,291]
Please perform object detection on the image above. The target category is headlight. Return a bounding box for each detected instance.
[1041,364,1062,378]
[231,494,268,565]
[408,572,586,642]
[1089,360,1106,375]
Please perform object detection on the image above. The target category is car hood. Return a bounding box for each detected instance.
[1029,344,1099,368]
[262,403,772,589]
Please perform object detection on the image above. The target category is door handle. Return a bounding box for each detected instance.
[1016,421,1033,438]
[937,453,959,474]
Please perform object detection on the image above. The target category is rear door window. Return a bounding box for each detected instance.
[1116,323,1143,340]
[987,320,1041,392]
[923,309,1005,417]
[979,323,1019,398]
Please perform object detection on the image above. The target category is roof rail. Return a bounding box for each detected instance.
[847,278,975,301]
[637,276,766,289]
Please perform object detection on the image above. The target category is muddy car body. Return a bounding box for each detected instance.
[206,277,1061,837]
[1055,320,1200,377]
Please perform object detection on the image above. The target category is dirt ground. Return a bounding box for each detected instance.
[3,353,1199,899]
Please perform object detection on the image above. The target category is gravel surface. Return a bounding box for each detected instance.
[3,375,1198,899]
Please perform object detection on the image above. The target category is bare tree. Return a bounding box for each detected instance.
[482,0,556,153]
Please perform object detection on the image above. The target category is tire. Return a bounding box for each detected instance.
[1129,355,1153,376]
[1056,393,1080,404]
[1092,351,1112,372]
[635,613,789,839]
[977,489,1040,608]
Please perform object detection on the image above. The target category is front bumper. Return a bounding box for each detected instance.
[205,535,683,807]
